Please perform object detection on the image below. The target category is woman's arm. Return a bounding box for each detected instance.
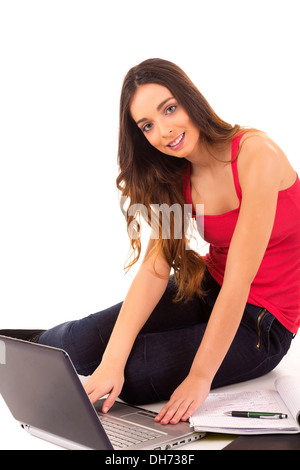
[84,236,171,408]
[155,135,283,424]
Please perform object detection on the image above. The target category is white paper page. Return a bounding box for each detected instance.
[190,389,298,432]
[276,376,300,424]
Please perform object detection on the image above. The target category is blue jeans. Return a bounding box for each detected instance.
[37,270,294,405]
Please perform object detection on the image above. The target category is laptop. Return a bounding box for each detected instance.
[0,335,205,450]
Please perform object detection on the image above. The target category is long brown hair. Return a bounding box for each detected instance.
[116,58,242,302]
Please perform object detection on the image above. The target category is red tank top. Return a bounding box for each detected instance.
[183,134,300,333]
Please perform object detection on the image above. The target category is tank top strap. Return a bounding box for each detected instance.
[231,132,245,203]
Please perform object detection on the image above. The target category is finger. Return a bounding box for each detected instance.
[83,378,97,397]
[154,400,179,422]
[84,382,108,404]
[102,390,118,413]
[180,401,198,422]
[154,403,170,422]
[159,400,184,425]
[88,390,101,404]
[83,380,92,395]
[169,401,193,424]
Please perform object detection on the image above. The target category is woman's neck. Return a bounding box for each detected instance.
[186,138,231,171]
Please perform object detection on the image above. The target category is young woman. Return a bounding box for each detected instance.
[1,59,299,425]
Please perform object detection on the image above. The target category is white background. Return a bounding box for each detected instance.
[0,0,300,450]
[1,0,299,329]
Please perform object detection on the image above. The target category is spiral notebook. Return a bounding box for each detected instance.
[190,376,300,435]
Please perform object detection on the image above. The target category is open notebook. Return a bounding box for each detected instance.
[190,376,300,435]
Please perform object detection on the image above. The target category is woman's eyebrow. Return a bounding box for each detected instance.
[157,96,173,111]
[136,97,174,126]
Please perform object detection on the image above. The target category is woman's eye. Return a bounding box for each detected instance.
[166,105,177,114]
[141,105,177,132]
[143,123,152,132]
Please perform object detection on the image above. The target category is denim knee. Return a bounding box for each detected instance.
[38,317,106,376]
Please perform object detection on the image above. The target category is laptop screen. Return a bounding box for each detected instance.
[0,336,113,450]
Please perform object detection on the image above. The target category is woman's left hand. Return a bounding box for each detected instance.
[154,374,211,425]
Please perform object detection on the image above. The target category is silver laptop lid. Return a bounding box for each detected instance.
[0,335,113,450]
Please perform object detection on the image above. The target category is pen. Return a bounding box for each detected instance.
[224,411,288,419]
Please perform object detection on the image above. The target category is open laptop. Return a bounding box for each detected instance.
[0,335,205,450]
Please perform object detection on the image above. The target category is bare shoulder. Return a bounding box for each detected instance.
[240,130,283,163]
[238,130,296,191]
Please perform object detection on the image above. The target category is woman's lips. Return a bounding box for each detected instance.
[167,132,185,150]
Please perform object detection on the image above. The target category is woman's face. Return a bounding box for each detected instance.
[130,83,200,159]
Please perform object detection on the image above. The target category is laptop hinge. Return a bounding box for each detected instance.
[20,424,92,450]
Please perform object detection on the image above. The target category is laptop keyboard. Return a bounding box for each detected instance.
[99,416,162,449]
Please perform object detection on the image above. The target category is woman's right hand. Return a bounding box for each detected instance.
[83,360,124,412]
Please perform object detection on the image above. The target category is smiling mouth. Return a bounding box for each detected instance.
[167,132,185,149]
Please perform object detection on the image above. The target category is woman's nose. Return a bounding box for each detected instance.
[157,121,173,138]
